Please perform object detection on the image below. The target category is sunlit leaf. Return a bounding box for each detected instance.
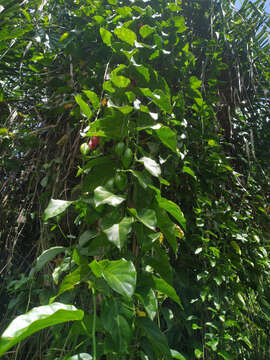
[138,157,161,177]
[0,303,84,357]
[114,27,137,46]
[75,94,92,119]
[94,186,126,207]
[43,199,73,221]
[100,259,137,298]
[104,217,133,249]
[100,27,112,46]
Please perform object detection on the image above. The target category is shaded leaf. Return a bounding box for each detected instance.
[128,208,157,231]
[30,246,66,277]
[136,317,172,359]
[152,276,183,309]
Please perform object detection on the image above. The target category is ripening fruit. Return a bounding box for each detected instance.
[80,142,90,155]
[115,142,126,158]
[89,136,99,150]
[122,147,133,169]
[114,172,128,191]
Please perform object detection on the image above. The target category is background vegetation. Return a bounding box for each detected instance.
[0,0,270,359]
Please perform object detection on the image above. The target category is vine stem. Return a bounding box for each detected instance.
[92,287,97,360]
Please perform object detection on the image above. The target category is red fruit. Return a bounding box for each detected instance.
[89,136,99,150]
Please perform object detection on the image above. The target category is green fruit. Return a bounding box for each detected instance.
[114,172,128,191]
[80,142,90,155]
[122,147,133,169]
[104,177,116,192]
[115,142,126,158]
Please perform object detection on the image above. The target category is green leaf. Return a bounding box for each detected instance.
[87,114,129,139]
[155,126,177,152]
[218,350,233,360]
[190,76,202,90]
[173,16,187,33]
[139,25,155,39]
[155,207,177,253]
[74,94,92,119]
[43,199,73,221]
[66,354,92,360]
[51,265,90,302]
[100,27,112,46]
[135,287,158,320]
[136,317,172,359]
[30,246,66,277]
[136,65,150,82]
[111,75,131,88]
[140,88,172,113]
[104,217,133,249]
[129,170,152,189]
[100,259,137,298]
[0,303,84,357]
[114,27,137,46]
[83,90,100,110]
[152,276,183,309]
[155,195,186,229]
[101,298,132,353]
[230,240,241,255]
[94,186,126,207]
[128,208,157,231]
[171,349,187,360]
[182,166,197,180]
[138,157,161,178]
[0,128,8,136]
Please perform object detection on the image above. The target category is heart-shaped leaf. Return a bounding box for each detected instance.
[0,303,84,357]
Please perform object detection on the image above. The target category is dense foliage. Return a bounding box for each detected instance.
[1,0,270,359]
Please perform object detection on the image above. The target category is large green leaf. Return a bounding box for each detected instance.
[86,114,129,139]
[155,126,177,152]
[100,259,136,298]
[114,27,137,46]
[0,303,84,357]
[94,186,126,207]
[104,217,133,249]
[136,317,172,359]
[43,199,73,221]
[128,208,157,231]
